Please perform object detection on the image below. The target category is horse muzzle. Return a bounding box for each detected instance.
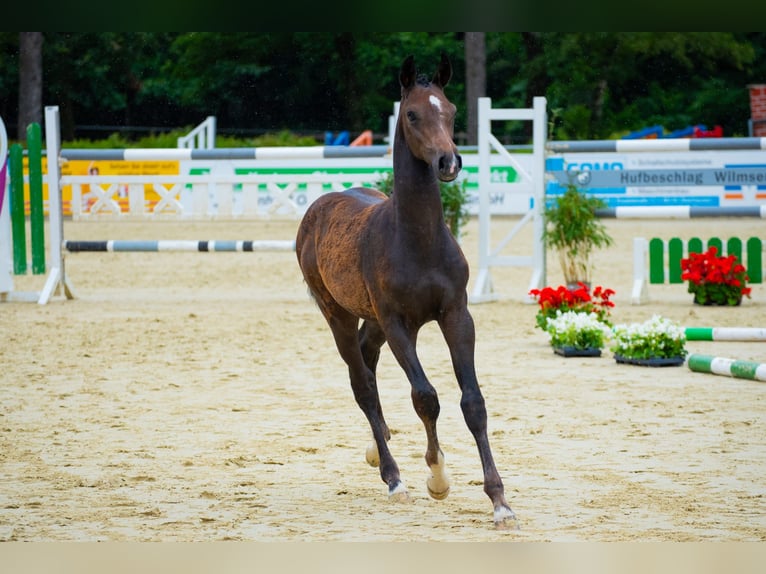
[436,152,462,182]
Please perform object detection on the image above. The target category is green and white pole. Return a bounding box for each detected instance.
[685,327,766,341]
[688,354,766,382]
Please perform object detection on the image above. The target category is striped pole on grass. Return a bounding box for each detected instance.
[63,240,296,253]
[685,327,766,341]
[687,354,766,382]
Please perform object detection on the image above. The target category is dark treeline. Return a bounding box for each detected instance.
[1,32,765,144]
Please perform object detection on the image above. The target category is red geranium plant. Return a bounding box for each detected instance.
[528,283,615,331]
[680,246,751,306]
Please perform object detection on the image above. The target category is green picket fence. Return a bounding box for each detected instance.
[648,236,762,285]
[632,235,763,304]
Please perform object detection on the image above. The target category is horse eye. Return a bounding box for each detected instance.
[406,111,417,122]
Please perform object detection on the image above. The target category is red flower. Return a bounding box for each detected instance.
[680,246,751,305]
[529,283,615,330]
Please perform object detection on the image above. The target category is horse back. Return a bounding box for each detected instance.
[296,187,388,319]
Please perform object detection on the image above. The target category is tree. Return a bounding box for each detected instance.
[464,32,486,145]
[2,33,765,143]
[17,32,43,142]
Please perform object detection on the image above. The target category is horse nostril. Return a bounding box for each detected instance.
[438,153,460,175]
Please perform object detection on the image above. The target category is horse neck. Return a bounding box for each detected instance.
[389,123,445,237]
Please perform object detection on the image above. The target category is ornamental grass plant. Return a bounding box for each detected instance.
[680,245,751,306]
[542,185,613,286]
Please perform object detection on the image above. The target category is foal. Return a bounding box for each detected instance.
[296,54,517,528]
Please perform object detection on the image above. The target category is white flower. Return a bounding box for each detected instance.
[546,311,612,349]
[610,314,687,359]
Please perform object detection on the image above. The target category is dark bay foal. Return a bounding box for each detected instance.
[295,53,517,529]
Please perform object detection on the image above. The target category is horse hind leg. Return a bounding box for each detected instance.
[326,312,409,502]
[357,321,392,469]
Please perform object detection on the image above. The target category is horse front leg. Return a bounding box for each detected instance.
[382,320,451,501]
[439,305,518,530]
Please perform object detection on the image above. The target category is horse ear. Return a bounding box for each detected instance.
[400,54,416,94]
[432,52,452,88]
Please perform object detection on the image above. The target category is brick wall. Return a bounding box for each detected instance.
[749,84,766,136]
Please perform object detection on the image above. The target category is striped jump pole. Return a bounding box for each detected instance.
[59,145,391,162]
[63,240,296,253]
[687,354,766,382]
[685,327,766,341]
[596,206,766,219]
[547,137,766,153]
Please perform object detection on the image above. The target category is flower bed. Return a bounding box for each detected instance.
[610,315,687,366]
[680,245,751,306]
[545,311,612,355]
[529,283,615,331]
[529,284,615,356]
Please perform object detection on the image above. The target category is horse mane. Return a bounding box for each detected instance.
[415,74,431,87]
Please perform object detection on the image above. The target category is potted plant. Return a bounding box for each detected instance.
[529,282,615,331]
[542,185,613,288]
[680,245,752,306]
[545,310,613,357]
[610,315,687,367]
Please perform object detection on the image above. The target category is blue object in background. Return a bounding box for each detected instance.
[324,131,350,146]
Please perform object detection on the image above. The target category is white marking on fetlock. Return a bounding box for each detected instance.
[365,443,380,467]
[493,505,519,530]
[388,481,411,503]
[426,451,450,500]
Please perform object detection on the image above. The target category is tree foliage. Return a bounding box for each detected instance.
[1,32,764,142]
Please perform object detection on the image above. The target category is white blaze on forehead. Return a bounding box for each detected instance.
[429,94,442,111]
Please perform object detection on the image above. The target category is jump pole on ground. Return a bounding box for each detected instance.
[684,327,766,341]
[687,354,766,382]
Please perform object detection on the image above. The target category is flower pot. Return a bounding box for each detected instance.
[554,345,602,358]
[614,353,685,367]
[682,246,751,306]
[693,294,742,306]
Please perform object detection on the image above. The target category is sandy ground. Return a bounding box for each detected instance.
[1,214,764,542]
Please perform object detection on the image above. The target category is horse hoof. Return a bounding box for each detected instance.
[388,482,411,504]
[427,484,450,500]
[493,505,520,531]
[365,444,380,467]
[426,477,450,500]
